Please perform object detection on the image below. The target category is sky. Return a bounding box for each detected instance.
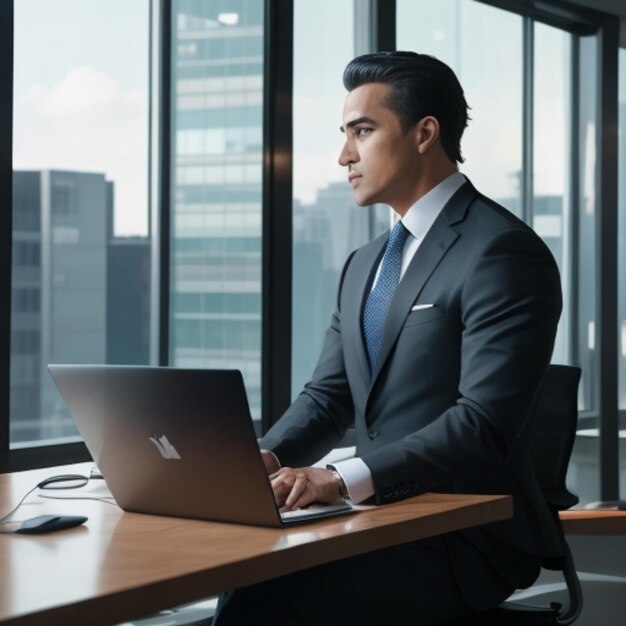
[12,0,590,235]
[292,0,355,205]
[13,0,149,236]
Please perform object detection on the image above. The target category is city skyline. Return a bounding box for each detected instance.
[10,161,588,442]
[13,0,574,239]
[9,1,625,449]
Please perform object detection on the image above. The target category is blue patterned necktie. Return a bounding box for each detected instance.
[362,221,410,373]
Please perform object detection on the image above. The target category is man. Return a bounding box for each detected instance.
[213,51,562,625]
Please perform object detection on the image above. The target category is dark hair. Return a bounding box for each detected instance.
[343,51,469,163]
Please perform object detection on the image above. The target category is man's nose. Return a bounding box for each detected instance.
[338,140,356,167]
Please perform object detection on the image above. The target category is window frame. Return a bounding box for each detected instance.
[262,0,294,434]
[0,0,621,505]
[0,0,12,472]
[0,0,154,471]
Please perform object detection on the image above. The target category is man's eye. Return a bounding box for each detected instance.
[355,127,372,137]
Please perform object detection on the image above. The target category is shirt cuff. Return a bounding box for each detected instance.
[329,457,375,504]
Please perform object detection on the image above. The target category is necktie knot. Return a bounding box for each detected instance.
[385,220,410,260]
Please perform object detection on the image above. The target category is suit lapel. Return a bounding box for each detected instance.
[368,220,458,388]
[367,180,478,394]
[342,235,387,395]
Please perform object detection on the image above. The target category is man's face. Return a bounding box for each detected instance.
[338,82,422,214]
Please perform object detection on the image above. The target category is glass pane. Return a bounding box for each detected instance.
[533,23,572,365]
[397,0,523,214]
[567,35,600,506]
[576,36,599,415]
[11,0,151,445]
[170,1,264,421]
[292,0,388,397]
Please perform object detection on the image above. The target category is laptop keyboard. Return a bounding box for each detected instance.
[279,502,353,522]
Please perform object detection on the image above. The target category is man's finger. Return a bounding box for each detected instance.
[284,474,310,510]
[270,468,298,506]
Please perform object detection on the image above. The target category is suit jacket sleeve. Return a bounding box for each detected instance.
[258,252,357,467]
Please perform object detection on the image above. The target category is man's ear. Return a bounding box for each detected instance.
[415,116,440,154]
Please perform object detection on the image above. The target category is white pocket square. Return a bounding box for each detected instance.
[411,304,434,311]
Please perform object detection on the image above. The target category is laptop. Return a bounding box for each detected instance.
[47,365,353,527]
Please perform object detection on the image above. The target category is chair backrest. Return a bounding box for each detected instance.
[446,365,584,626]
[529,364,582,511]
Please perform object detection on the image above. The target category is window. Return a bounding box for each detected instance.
[292,0,357,396]
[533,23,572,366]
[10,0,150,446]
[169,0,264,421]
[291,0,389,397]
[397,0,524,215]
[574,35,600,418]
[397,0,608,502]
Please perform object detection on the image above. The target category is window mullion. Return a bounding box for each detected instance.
[0,0,14,472]
[263,0,294,432]
[597,18,620,501]
[151,0,171,367]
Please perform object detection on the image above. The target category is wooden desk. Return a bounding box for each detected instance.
[560,509,626,535]
[1,463,512,626]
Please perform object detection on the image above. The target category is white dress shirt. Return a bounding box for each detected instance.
[332,171,466,503]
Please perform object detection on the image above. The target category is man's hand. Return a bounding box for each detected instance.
[270,467,344,511]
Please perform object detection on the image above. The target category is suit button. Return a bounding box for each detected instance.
[368,431,379,440]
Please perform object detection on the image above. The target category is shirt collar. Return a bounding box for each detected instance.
[400,171,466,241]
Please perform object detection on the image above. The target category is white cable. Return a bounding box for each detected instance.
[0,483,40,525]
[38,493,117,505]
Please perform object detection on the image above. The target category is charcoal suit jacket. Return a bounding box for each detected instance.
[260,178,563,605]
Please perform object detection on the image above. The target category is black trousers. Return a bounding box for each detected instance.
[212,534,529,626]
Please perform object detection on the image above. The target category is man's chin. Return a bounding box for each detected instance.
[352,192,373,207]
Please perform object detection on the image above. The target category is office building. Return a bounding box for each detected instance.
[11,169,150,443]
[106,236,151,366]
[11,170,109,441]
[171,0,264,419]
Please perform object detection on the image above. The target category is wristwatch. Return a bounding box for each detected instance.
[326,465,349,499]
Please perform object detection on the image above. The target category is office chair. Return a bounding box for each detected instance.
[448,364,583,625]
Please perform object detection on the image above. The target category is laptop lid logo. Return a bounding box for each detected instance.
[149,434,182,460]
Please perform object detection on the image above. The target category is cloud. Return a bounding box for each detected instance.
[21,66,144,121]
[14,66,148,235]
